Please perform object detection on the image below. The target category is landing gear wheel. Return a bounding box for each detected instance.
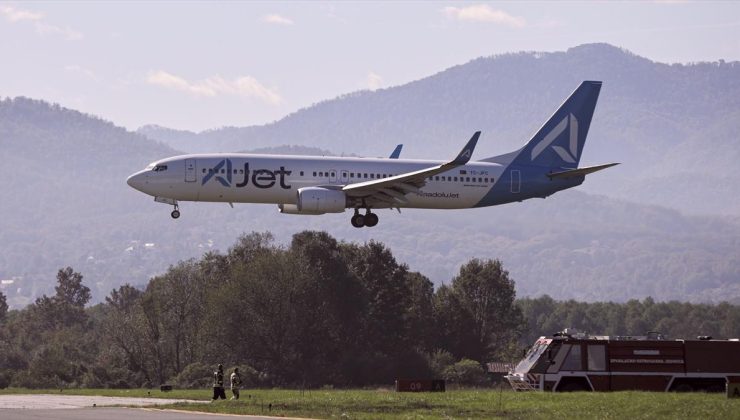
[364,212,379,227]
[351,213,365,228]
[171,210,180,219]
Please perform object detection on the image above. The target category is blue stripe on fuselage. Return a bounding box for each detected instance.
[473,164,584,207]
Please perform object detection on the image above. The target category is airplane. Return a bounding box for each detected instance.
[127,81,618,228]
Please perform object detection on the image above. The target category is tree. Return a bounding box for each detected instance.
[440,259,523,362]
[33,267,91,329]
[0,291,7,323]
[55,267,91,308]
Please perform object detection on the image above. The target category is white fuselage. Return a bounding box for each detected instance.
[127,154,507,210]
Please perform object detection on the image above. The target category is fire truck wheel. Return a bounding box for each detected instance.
[558,380,590,392]
[672,383,693,392]
[706,383,725,393]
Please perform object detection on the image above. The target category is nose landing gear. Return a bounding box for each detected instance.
[350,208,378,228]
[171,203,180,219]
[171,209,180,219]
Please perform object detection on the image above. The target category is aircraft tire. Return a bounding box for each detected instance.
[364,213,379,227]
[351,214,365,228]
[171,210,181,219]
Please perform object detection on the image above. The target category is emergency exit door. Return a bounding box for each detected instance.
[185,159,196,182]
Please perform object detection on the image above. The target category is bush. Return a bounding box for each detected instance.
[0,370,11,389]
[427,349,456,378]
[172,362,213,389]
[443,359,487,387]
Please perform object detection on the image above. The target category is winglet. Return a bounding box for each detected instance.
[389,144,403,159]
[451,131,480,165]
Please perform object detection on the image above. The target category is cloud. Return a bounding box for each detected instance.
[64,65,98,81]
[146,71,282,105]
[0,5,42,22]
[262,14,294,25]
[0,5,83,40]
[442,5,525,28]
[35,22,83,40]
[367,72,383,91]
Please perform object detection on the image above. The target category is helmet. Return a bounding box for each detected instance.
[218,364,223,370]
[234,368,239,373]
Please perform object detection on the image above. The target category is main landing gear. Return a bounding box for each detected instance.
[351,209,378,228]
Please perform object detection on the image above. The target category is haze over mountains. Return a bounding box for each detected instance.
[140,43,740,216]
[2,43,739,308]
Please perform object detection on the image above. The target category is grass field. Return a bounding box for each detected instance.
[2,387,739,419]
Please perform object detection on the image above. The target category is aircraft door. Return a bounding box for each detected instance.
[340,170,349,184]
[510,169,521,193]
[185,159,197,182]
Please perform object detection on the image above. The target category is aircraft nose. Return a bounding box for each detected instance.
[126,171,147,192]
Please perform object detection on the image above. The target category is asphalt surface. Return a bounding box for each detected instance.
[0,395,314,420]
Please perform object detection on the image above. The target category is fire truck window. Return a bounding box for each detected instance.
[561,344,582,371]
[587,345,606,371]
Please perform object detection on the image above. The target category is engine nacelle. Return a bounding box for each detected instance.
[278,204,323,215]
[279,187,347,215]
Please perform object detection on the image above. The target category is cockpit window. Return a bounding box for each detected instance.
[152,165,168,172]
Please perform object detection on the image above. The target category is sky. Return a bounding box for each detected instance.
[1,1,739,132]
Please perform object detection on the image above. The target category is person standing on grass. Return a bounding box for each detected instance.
[230,367,242,400]
[212,364,226,400]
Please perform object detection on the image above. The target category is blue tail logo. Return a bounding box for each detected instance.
[202,159,232,186]
[531,113,579,164]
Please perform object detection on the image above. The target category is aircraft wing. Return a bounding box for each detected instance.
[343,132,480,205]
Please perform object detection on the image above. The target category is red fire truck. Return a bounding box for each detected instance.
[506,329,740,392]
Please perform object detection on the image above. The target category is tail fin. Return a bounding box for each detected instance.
[489,81,601,168]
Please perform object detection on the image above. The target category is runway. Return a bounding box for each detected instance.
[0,395,314,420]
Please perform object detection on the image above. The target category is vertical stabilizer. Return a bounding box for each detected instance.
[490,81,601,169]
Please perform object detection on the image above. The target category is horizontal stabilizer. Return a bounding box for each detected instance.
[547,163,619,179]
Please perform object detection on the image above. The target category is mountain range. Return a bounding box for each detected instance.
[139,43,740,216]
[1,43,739,308]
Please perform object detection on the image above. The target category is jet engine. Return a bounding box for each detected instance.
[278,187,346,215]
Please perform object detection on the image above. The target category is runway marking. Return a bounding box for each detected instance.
[142,407,317,419]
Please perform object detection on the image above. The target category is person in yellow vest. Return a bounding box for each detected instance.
[212,364,226,400]
[230,367,242,400]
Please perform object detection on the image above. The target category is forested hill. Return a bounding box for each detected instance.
[139,43,740,216]
[2,46,740,307]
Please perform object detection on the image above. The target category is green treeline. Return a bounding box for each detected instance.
[0,231,738,389]
[519,296,740,345]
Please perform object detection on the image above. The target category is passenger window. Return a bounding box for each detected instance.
[319,172,324,177]
[233,170,237,174]
[331,172,335,177]
[240,170,244,174]
[300,171,304,176]
[561,344,582,371]
[466,177,470,182]
[312,172,316,177]
[350,173,355,178]
[220,169,225,174]
[202,169,206,173]
[454,177,458,181]
[364,174,368,178]
[587,345,606,371]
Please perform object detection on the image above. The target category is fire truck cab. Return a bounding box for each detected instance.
[506,329,740,392]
